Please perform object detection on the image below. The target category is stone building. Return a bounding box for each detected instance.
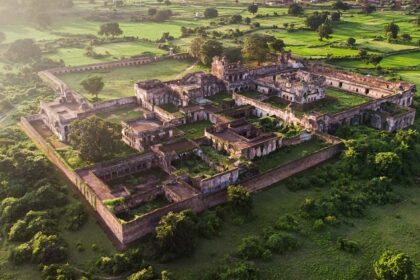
[121,119,178,152]
[205,119,281,160]
[255,70,326,104]
[39,91,91,141]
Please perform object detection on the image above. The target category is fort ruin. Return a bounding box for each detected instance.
[21,52,416,248]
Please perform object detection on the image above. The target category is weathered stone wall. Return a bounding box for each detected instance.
[243,142,343,192]
[91,97,138,113]
[198,168,240,194]
[20,116,125,247]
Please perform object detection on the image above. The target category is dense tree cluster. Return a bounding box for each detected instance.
[68,116,124,162]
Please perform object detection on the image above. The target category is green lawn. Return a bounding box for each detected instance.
[332,51,420,69]
[316,88,371,114]
[58,59,207,102]
[157,170,420,280]
[253,138,329,172]
[177,120,213,139]
[46,41,167,66]
[206,92,233,106]
[97,107,144,124]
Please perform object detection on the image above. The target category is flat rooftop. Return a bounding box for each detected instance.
[126,119,162,133]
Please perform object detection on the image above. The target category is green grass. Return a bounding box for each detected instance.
[332,51,420,69]
[173,156,218,178]
[156,171,420,280]
[201,145,235,168]
[253,138,329,172]
[46,41,167,66]
[206,92,233,106]
[397,71,420,92]
[177,120,212,139]
[96,107,143,124]
[317,88,371,114]
[58,59,206,101]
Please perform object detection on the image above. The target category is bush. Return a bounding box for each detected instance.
[374,250,414,280]
[64,203,88,231]
[265,233,299,254]
[237,236,264,260]
[9,243,32,264]
[275,214,300,232]
[197,211,223,238]
[31,232,67,264]
[337,238,360,253]
[96,249,142,276]
[313,219,325,231]
[203,260,259,280]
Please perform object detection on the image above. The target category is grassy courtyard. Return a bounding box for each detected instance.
[253,138,330,172]
[57,59,207,102]
[96,106,144,124]
[177,120,213,140]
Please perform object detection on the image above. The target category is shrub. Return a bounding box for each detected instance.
[64,203,88,231]
[374,250,414,280]
[237,236,264,260]
[275,214,300,232]
[9,243,32,264]
[337,238,360,253]
[197,211,223,238]
[31,232,67,264]
[265,233,299,254]
[313,219,325,231]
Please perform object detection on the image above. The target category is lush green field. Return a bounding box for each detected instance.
[332,51,420,69]
[159,181,420,280]
[46,41,167,66]
[58,59,207,101]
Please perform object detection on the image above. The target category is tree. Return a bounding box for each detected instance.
[248,3,258,15]
[305,12,329,30]
[358,49,368,58]
[189,37,205,59]
[204,7,218,18]
[363,4,376,14]
[223,47,243,63]
[80,76,104,100]
[401,33,412,42]
[155,210,197,260]
[127,266,156,280]
[4,39,41,62]
[384,22,399,39]
[68,117,122,162]
[0,32,5,44]
[244,17,251,24]
[230,14,243,24]
[374,251,414,280]
[373,152,401,177]
[227,185,252,215]
[242,34,270,64]
[332,0,350,10]
[268,38,286,53]
[98,22,123,38]
[347,37,356,46]
[200,39,224,65]
[288,3,304,16]
[148,8,157,16]
[331,11,341,22]
[153,9,172,22]
[368,55,383,66]
[317,23,333,40]
[31,232,67,264]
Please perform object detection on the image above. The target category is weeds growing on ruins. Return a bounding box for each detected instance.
[0,0,419,279]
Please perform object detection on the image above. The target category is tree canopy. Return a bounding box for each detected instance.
[68,116,123,162]
[98,22,123,38]
[80,76,104,100]
[242,34,270,64]
[374,251,414,280]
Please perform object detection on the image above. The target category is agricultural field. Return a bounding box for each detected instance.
[57,59,207,101]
